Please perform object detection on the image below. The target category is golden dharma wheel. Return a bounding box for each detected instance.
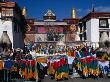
[69,24,77,32]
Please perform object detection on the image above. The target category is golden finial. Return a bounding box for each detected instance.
[22,6,27,17]
[71,8,76,18]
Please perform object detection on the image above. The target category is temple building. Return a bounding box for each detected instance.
[25,9,80,48]
[79,11,110,48]
[0,2,27,49]
[25,10,67,47]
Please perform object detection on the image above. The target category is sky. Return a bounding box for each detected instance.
[11,0,110,20]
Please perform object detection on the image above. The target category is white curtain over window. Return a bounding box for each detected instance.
[100,32,109,42]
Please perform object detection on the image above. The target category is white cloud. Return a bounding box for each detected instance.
[95,6,110,12]
[77,6,110,18]
[83,6,110,14]
[77,9,82,12]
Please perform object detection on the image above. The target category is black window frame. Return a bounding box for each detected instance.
[99,18,109,28]
[84,32,87,40]
[79,23,82,33]
[83,22,86,30]
[100,31,109,38]
[80,34,82,41]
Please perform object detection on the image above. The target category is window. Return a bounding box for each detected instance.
[84,32,87,40]
[100,31,109,38]
[2,8,13,17]
[80,26,82,33]
[2,8,6,16]
[8,9,13,16]
[80,34,82,40]
[99,19,109,28]
[83,22,86,30]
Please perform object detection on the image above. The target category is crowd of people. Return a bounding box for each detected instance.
[0,42,110,82]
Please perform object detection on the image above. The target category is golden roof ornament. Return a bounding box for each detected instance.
[71,8,76,18]
[70,24,77,32]
[44,9,55,16]
[22,6,27,17]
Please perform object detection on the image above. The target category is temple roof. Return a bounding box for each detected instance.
[43,10,56,21]
[44,10,55,16]
[0,2,16,8]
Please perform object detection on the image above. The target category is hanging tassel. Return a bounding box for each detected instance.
[0,60,3,70]
[34,71,38,81]
[84,66,88,77]
[79,62,82,71]
[91,69,94,75]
